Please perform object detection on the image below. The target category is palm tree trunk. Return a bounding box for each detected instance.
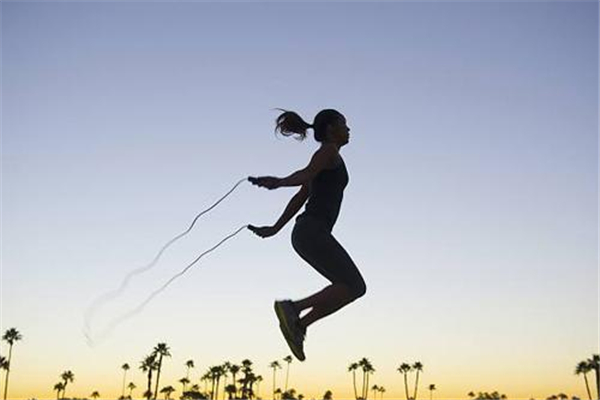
[154,357,163,400]
[232,373,238,399]
[413,371,420,400]
[583,374,592,400]
[361,370,366,400]
[595,366,600,400]
[403,373,410,400]
[2,344,13,400]
[365,372,371,400]
[147,371,153,400]
[272,369,276,400]
[352,371,358,400]
[285,364,290,392]
[122,370,127,399]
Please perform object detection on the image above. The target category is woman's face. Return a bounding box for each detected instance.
[326,116,351,147]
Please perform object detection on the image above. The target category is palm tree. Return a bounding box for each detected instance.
[412,362,423,400]
[128,382,137,398]
[274,388,282,400]
[0,356,7,395]
[240,359,254,399]
[152,343,171,400]
[190,383,200,391]
[121,363,131,399]
[206,367,216,399]
[576,361,593,400]
[378,386,386,400]
[269,361,282,400]
[468,392,475,399]
[283,356,293,392]
[2,327,23,400]
[428,384,436,400]
[371,385,380,399]
[588,354,600,400]
[225,384,237,400]
[60,370,75,399]
[180,377,191,394]
[246,372,259,400]
[398,363,412,400]
[323,390,333,400]
[210,365,226,400]
[282,388,296,399]
[53,382,65,400]
[359,358,375,400]
[348,362,359,400]
[201,372,211,394]
[256,375,263,399]
[229,364,241,398]
[358,359,368,400]
[160,385,176,399]
[358,358,374,400]
[0,357,8,375]
[222,362,232,400]
[91,390,101,399]
[558,394,568,400]
[140,354,157,399]
[186,359,195,379]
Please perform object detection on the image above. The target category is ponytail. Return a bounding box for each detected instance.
[274,109,313,141]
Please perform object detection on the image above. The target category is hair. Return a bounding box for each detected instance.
[275,108,344,142]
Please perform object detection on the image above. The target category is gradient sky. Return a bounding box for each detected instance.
[1,1,598,399]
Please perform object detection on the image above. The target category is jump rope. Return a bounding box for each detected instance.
[83,176,262,346]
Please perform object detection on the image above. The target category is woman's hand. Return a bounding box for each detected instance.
[247,225,279,238]
[248,176,281,190]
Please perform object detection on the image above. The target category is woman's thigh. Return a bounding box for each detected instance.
[292,219,365,294]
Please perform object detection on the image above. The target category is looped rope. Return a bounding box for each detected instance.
[84,177,249,346]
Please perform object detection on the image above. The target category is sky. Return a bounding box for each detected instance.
[1,1,598,399]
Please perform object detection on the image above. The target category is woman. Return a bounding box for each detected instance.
[248,109,367,361]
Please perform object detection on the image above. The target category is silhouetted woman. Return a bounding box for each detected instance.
[248,109,367,361]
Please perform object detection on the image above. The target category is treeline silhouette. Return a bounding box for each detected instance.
[1,328,599,400]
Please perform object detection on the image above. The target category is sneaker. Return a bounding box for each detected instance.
[274,300,306,361]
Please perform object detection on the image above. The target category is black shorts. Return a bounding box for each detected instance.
[291,214,366,298]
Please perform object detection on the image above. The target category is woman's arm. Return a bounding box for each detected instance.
[249,144,337,189]
[248,184,310,238]
[273,183,310,230]
[279,145,337,187]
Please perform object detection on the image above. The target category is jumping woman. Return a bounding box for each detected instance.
[248,109,367,361]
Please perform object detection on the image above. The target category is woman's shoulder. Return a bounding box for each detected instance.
[313,144,343,170]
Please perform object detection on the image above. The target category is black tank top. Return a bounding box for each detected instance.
[303,156,349,230]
